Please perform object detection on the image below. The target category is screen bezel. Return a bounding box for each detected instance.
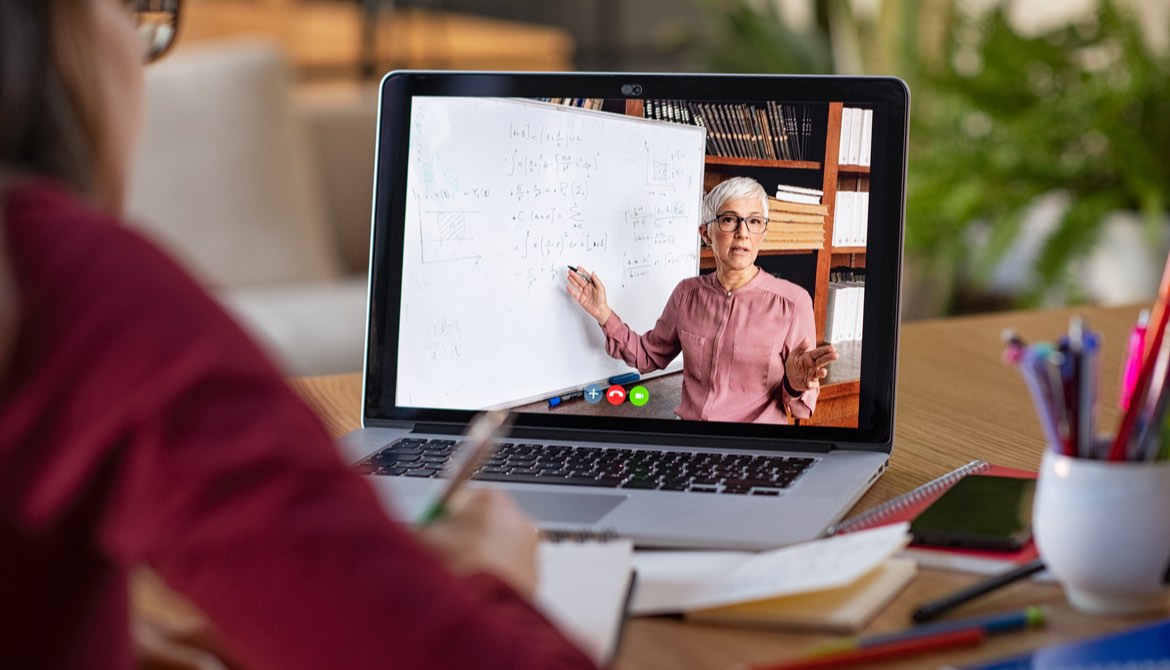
[364,71,908,452]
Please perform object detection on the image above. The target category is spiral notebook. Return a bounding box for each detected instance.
[536,532,636,665]
[828,460,1040,574]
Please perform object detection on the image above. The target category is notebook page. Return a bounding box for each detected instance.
[535,538,635,665]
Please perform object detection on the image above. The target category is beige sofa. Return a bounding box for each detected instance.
[127,39,377,375]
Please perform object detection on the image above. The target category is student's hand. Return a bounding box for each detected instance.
[566,265,612,325]
[416,489,540,600]
[784,339,839,393]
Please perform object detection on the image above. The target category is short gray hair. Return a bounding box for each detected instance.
[702,176,769,225]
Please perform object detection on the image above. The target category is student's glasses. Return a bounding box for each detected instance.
[124,0,182,63]
[711,213,768,234]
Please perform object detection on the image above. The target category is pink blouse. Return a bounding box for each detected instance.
[602,270,818,423]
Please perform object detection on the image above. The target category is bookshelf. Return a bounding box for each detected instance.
[626,99,865,427]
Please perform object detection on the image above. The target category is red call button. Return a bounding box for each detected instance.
[605,385,627,405]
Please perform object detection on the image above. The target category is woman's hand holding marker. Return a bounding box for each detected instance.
[785,338,839,393]
[566,265,612,325]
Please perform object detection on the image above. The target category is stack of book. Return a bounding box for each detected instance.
[643,100,814,161]
[763,195,828,251]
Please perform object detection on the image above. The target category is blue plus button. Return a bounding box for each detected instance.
[583,384,605,404]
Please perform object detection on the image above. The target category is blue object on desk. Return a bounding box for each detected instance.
[608,372,640,385]
[954,617,1170,669]
[548,390,585,408]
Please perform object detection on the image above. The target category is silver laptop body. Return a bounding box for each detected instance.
[341,72,909,551]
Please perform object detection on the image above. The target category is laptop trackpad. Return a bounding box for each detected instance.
[510,491,625,523]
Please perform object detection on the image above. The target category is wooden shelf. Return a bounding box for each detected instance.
[705,155,821,170]
[838,165,871,174]
[831,246,866,255]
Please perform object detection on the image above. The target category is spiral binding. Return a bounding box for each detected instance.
[825,459,990,536]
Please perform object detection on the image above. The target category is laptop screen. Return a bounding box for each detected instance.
[367,73,907,449]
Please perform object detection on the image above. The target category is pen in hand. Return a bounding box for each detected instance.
[567,265,596,286]
[416,409,512,525]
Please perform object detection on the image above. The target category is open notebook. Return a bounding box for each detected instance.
[536,535,635,665]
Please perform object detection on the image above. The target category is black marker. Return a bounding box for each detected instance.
[911,558,1046,623]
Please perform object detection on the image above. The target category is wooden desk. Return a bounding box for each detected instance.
[288,304,1157,669]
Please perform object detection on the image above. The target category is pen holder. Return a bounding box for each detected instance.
[1034,451,1170,615]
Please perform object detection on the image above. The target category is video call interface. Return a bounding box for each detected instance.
[395,95,874,428]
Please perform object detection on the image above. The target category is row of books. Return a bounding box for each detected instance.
[838,107,873,167]
[642,100,815,162]
[536,98,606,110]
[762,196,828,251]
[825,268,865,344]
[832,190,869,248]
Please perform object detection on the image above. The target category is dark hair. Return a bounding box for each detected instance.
[0,0,97,193]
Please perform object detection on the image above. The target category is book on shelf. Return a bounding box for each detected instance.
[536,534,636,665]
[828,459,1041,575]
[837,107,851,165]
[859,108,873,167]
[768,197,829,216]
[630,524,915,633]
[947,618,1170,670]
[775,184,824,206]
[770,212,825,225]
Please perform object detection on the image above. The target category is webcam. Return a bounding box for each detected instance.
[620,83,643,96]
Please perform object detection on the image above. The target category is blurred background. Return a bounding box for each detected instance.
[132,0,1170,374]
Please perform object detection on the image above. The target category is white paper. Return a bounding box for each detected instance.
[630,523,909,615]
[536,538,634,664]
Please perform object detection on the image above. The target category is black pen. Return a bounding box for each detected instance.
[911,558,1046,623]
[567,265,595,286]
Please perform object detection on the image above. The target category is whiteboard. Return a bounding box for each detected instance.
[396,97,706,410]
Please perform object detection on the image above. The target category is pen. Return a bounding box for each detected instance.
[548,390,585,408]
[911,559,1046,623]
[1121,309,1150,411]
[415,409,512,525]
[567,265,595,286]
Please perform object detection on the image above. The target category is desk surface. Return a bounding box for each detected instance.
[290,304,1160,670]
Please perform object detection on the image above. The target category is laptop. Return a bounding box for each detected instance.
[340,72,909,550]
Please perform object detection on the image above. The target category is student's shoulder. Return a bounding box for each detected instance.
[7,180,201,295]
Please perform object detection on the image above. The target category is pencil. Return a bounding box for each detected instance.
[415,409,512,524]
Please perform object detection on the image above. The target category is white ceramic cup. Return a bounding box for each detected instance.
[1034,451,1170,615]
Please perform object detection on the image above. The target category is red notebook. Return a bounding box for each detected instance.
[829,460,1039,575]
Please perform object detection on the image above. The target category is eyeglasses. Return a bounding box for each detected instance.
[124,0,182,63]
[710,213,768,234]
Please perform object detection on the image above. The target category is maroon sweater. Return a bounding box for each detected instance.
[0,181,597,670]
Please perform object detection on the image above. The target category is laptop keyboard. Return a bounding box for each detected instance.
[355,438,817,495]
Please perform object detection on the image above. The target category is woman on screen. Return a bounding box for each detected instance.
[567,176,837,423]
